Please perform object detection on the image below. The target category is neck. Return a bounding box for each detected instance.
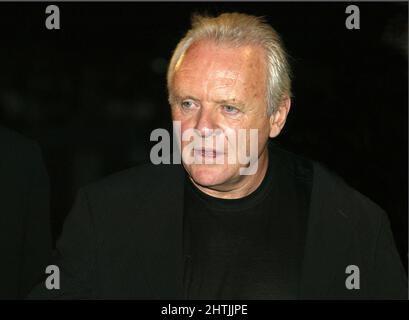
[190,147,269,199]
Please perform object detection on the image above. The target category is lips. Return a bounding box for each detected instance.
[193,148,224,158]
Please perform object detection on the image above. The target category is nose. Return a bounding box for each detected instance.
[195,106,218,138]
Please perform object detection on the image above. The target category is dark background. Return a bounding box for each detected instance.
[0,2,407,271]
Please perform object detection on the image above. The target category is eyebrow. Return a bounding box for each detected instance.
[174,95,247,109]
[173,95,199,103]
[214,99,246,109]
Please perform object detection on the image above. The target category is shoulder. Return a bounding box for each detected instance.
[311,159,386,236]
[271,142,385,232]
[85,161,184,191]
[278,145,388,262]
[68,162,185,237]
[79,161,185,207]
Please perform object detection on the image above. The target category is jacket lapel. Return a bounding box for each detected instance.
[135,163,186,299]
[299,163,354,299]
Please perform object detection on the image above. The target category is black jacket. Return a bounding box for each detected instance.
[29,144,407,299]
[0,126,52,299]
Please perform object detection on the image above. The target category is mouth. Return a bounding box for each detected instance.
[193,148,225,158]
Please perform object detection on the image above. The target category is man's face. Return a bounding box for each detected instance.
[170,39,272,189]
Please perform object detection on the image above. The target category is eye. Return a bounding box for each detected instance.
[222,105,239,114]
[181,100,196,110]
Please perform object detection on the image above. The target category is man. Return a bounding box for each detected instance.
[0,126,52,299]
[29,13,407,299]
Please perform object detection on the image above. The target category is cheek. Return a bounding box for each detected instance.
[179,120,198,146]
[254,122,270,146]
[257,120,271,139]
[240,118,270,150]
[180,120,195,135]
[171,109,192,131]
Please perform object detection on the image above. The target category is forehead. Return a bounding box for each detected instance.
[173,40,267,102]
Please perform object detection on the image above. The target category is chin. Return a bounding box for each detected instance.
[187,164,234,187]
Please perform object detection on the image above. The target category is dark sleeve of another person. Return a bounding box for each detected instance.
[28,188,98,299]
[0,130,52,299]
[20,142,53,297]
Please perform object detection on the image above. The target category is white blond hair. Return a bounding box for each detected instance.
[167,12,292,116]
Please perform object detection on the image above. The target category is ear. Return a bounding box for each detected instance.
[269,96,291,138]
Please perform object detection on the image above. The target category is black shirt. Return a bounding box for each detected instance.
[183,148,312,299]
